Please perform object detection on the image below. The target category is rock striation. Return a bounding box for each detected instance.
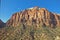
[6,7,60,27]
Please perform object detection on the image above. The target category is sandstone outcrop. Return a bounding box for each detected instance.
[6,7,60,27]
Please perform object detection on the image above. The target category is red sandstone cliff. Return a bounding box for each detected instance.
[6,7,60,27]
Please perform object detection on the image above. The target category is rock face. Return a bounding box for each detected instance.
[6,7,60,27]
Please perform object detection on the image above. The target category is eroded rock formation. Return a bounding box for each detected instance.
[6,7,60,27]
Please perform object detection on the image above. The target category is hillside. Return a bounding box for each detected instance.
[0,24,60,40]
[0,19,5,28]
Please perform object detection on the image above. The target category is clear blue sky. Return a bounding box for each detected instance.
[0,0,60,23]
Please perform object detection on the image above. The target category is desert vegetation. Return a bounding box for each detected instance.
[0,23,60,40]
